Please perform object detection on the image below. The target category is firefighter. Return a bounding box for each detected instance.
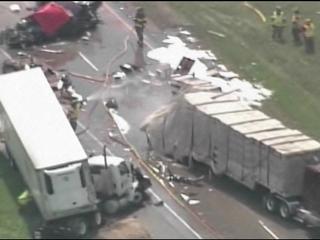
[271,6,286,43]
[134,7,147,47]
[60,74,72,93]
[303,18,315,54]
[67,100,81,131]
[291,8,302,46]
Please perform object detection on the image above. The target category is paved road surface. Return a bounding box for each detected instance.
[0,1,318,239]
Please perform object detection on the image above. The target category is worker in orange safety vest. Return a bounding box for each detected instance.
[302,18,315,54]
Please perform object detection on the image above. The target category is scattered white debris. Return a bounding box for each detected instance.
[208,188,213,192]
[219,71,239,79]
[162,35,186,46]
[179,30,191,36]
[38,48,64,54]
[109,109,130,135]
[217,64,228,71]
[168,182,175,188]
[141,79,151,84]
[251,62,257,66]
[148,71,156,77]
[183,186,188,190]
[10,4,21,13]
[180,193,190,202]
[207,30,226,38]
[113,71,126,80]
[150,165,160,174]
[189,200,200,205]
[186,37,198,43]
[148,35,272,106]
[120,7,124,10]
[81,36,90,41]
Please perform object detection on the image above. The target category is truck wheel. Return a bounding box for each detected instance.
[71,218,88,237]
[102,199,119,215]
[279,201,291,219]
[90,211,103,228]
[264,194,277,213]
[133,191,143,205]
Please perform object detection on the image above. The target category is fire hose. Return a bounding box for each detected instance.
[76,35,130,136]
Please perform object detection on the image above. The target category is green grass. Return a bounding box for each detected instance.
[140,1,320,139]
[0,155,30,238]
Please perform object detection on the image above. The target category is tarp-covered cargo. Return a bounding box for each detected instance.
[143,91,320,198]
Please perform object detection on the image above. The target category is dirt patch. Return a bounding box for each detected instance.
[95,217,151,239]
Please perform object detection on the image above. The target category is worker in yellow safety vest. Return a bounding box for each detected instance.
[134,7,147,47]
[271,6,286,43]
[291,8,302,46]
[17,190,32,207]
[302,19,315,54]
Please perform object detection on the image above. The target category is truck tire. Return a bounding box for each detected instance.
[90,211,103,228]
[132,191,143,205]
[70,218,88,237]
[102,199,119,215]
[279,201,292,219]
[264,194,277,213]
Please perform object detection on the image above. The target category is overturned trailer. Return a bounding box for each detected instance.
[143,90,320,226]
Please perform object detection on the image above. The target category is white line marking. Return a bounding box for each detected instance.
[0,48,13,60]
[78,51,99,72]
[258,220,279,239]
[148,189,203,239]
[78,121,114,156]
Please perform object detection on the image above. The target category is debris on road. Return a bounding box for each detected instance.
[188,200,200,205]
[179,30,191,36]
[154,200,164,207]
[38,48,64,54]
[180,193,190,202]
[207,30,226,38]
[4,1,102,49]
[112,71,126,81]
[168,182,175,188]
[120,63,134,74]
[9,4,21,13]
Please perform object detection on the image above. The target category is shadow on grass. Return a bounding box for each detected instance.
[0,153,42,239]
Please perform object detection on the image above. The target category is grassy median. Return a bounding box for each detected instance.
[138,1,320,139]
[0,155,29,238]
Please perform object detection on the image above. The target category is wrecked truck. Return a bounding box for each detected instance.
[3,1,101,48]
[142,90,320,228]
[0,67,151,237]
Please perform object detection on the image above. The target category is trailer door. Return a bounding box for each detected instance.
[44,163,92,212]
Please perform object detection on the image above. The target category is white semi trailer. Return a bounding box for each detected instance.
[0,68,100,236]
